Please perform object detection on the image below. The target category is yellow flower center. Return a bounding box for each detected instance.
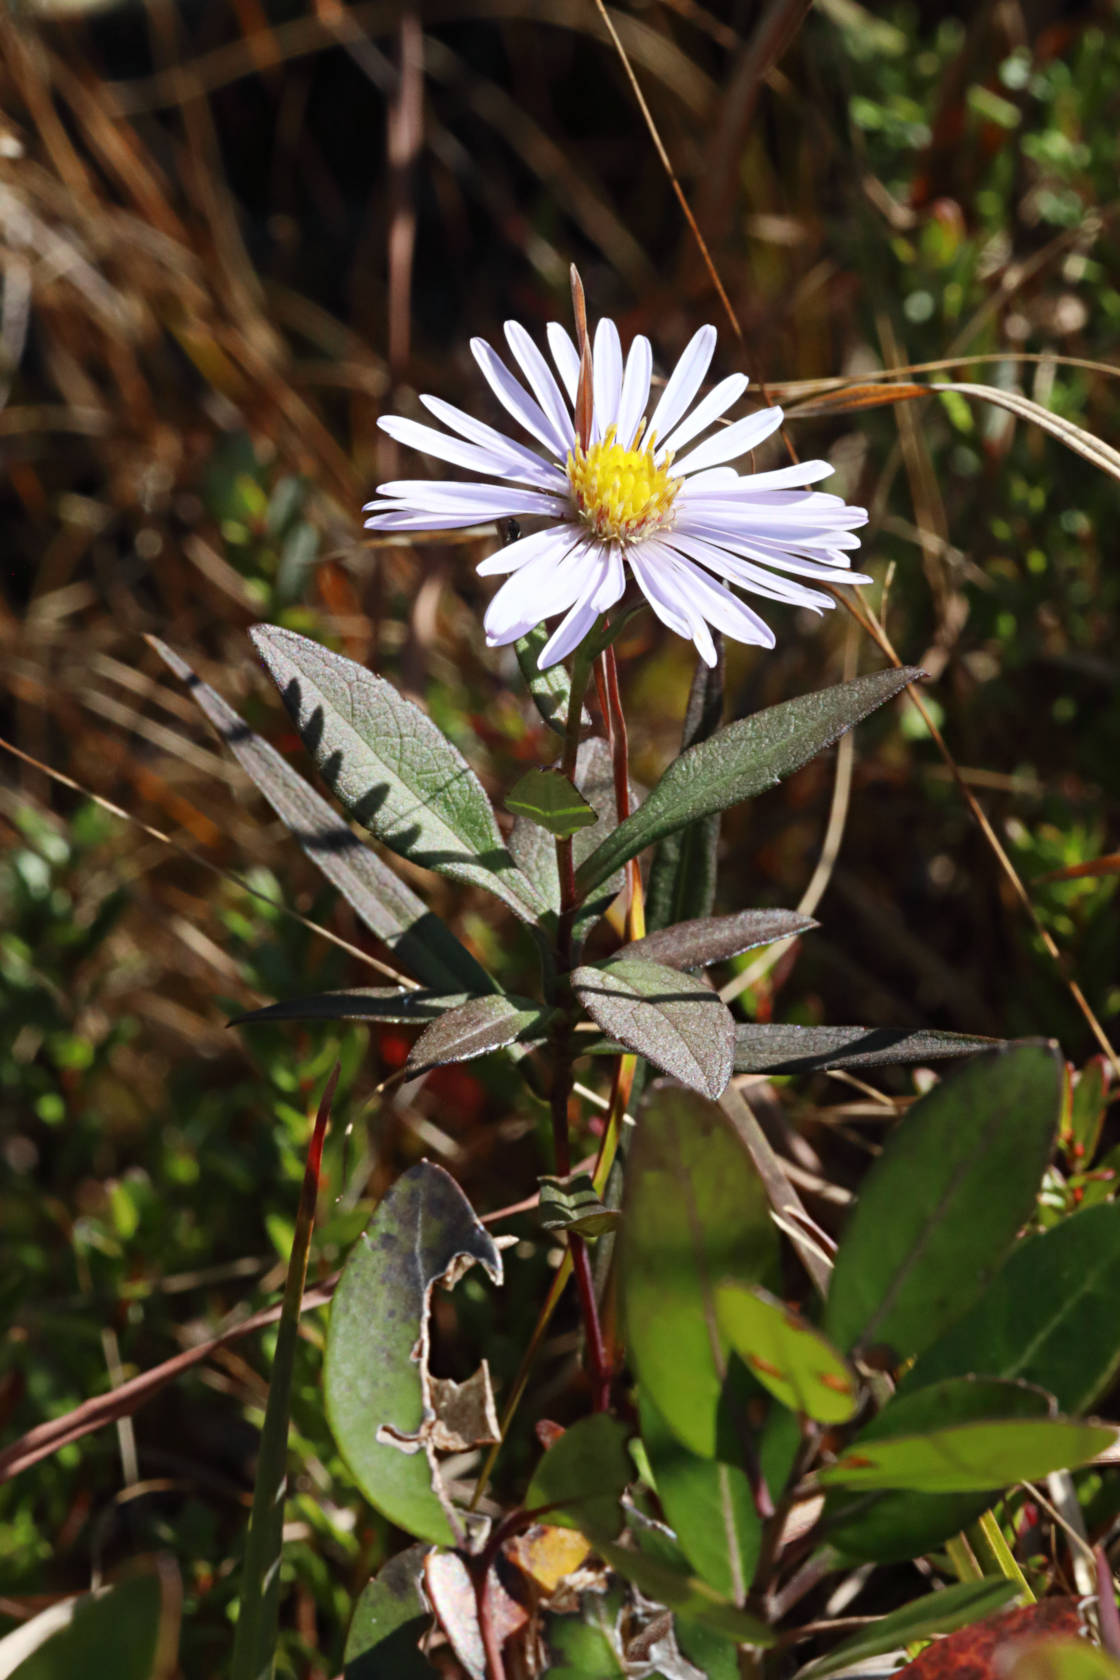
[567,427,679,545]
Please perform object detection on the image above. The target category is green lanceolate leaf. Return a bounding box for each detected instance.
[824,1375,1054,1563]
[620,1085,777,1457]
[824,1044,1063,1364]
[733,1023,1003,1075]
[796,1578,1020,1680]
[0,1571,180,1680]
[506,767,598,838]
[623,908,817,971]
[344,1545,436,1679]
[638,1387,761,1605]
[150,637,492,994]
[595,1541,775,1647]
[232,989,475,1027]
[404,994,552,1074]
[526,1414,631,1539]
[645,644,725,931]
[904,1201,1120,1416]
[516,624,591,735]
[821,1415,1115,1494]
[576,665,922,895]
[250,625,545,921]
[715,1284,859,1425]
[537,1172,621,1238]
[573,958,735,1099]
[509,737,632,931]
[324,1162,503,1545]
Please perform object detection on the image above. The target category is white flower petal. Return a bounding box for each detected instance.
[592,318,623,439]
[705,459,836,493]
[682,501,867,537]
[504,320,575,452]
[419,393,568,487]
[547,322,581,402]
[365,508,508,533]
[377,414,559,489]
[676,520,874,581]
[614,335,653,449]
[475,522,579,577]
[646,540,776,648]
[484,541,595,644]
[670,406,785,477]
[658,372,748,458]
[662,530,835,611]
[539,587,604,668]
[646,324,718,444]
[628,543,716,665]
[471,336,570,457]
[372,481,565,519]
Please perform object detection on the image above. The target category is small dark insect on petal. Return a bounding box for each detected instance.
[499,518,521,546]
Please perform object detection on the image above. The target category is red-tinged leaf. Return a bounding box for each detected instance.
[896,1599,1083,1680]
[1036,853,1120,884]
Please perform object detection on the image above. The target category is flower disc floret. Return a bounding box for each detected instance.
[567,427,678,545]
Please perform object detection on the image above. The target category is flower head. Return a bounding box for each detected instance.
[364,316,871,668]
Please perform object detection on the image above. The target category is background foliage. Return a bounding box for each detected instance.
[1,0,1118,1673]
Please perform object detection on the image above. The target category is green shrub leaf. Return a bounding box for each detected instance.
[525,1414,631,1539]
[405,995,552,1074]
[623,908,817,971]
[715,1284,859,1424]
[733,1023,1003,1075]
[824,1044,1063,1363]
[344,1545,436,1679]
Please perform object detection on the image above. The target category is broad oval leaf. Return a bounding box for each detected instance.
[576,666,922,895]
[796,1579,1020,1680]
[623,909,817,971]
[620,1085,777,1457]
[151,637,491,994]
[824,1044,1063,1363]
[715,1283,859,1425]
[344,1545,436,1680]
[506,768,598,838]
[0,1572,179,1680]
[233,988,475,1027]
[734,1023,1003,1075]
[638,1387,761,1605]
[324,1162,503,1544]
[821,1415,1116,1494]
[903,1201,1120,1416]
[525,1414,631,1540]
[250,625,545,920]
[573,958,735,1099]
[405,995,551,1075]
[825,1374,1053,1563]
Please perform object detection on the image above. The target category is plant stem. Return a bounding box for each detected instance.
[599,641,645,940]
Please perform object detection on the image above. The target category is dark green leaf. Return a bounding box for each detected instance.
[623,909,817,971]
[576,666,922,895]
[905,1202,1120,1416]
[0,1572,178,1680]
[824,1044,1063,1363]
[525,1414,630,1539]
[595,1541,774,1647]
[537,1172,621,1238]
[822,1415,1115,1493]
[1068,1059,1109,1160]
[620,1086,777,1457]
[510,737,633,934]
[645,644,725,932]
[542,1588,629,1679]
[344,1546,436,1679]
[715,1284,859,1424]
[405,995,551,1074]
[506,768,598,838]
[573,959,735,1099]
[250,625,545,920]
[150,637,491,994]
[797,1578,1019,1680]
[324,1162,502,1544]
[515,625,590,735]
[733,1023,1004,1076]
[638,1387,761,1605]
[825,1375,1053,1562]
[232,988,475,1027]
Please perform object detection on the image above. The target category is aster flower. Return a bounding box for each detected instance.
[364,315,872,669]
